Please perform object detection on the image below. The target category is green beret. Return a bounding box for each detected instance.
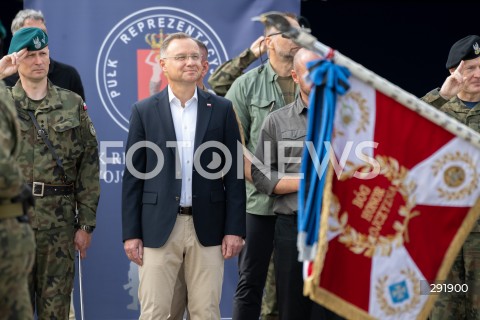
[8,27,48,54]
[446,35,480,69]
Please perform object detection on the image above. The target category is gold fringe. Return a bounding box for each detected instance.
[304,164,480,320]
[307,286,376,320]
[417,196,480,319]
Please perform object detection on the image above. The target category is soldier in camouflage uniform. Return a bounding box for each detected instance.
[3,27,100,320]
[207,35,265,96]
[422,35,480,320]
[0,50,36,319]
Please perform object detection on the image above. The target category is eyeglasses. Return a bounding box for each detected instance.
[267,32,289,39]
[162,54,202,62]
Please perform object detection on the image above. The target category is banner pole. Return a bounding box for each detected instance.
[254,12,480,149]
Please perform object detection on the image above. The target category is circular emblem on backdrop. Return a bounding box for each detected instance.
[96,7,228,132]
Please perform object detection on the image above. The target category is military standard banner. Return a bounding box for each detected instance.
[300,50,480,319]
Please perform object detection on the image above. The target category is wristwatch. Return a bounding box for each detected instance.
[78,225,95,234]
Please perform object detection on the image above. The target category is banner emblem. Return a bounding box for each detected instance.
[432,151,477,200]
[330,155,420,258]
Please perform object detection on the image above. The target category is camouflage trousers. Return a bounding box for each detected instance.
[430,231,480,320]
[260,254,278,320]
[0,218,35,320]
[31,226,75,320]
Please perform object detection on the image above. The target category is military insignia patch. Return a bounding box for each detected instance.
[474,42,480,55]
[89,123,96,136]
[83,103,88,111]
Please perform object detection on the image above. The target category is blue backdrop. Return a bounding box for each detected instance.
[24,0,300,319]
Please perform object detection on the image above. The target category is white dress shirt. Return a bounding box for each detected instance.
[168,85,198,207]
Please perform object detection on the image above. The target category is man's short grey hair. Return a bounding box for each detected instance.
[160,32,193,57]
[11,9,45,34]
[193,38,208,61]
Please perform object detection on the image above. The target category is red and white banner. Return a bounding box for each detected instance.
[304,75,480,320]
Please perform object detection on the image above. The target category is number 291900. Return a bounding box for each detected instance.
[429,283,468,293]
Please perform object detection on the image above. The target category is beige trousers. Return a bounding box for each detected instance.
[168,262,190,320]
[139,215,224,320]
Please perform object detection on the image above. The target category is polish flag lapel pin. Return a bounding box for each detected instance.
[207,102,212,108]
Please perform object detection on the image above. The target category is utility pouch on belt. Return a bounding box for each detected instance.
[11,183,35,219]
[0,202,23,219]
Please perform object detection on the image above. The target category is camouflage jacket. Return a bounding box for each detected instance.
[207,48,258,96]
[9,80,100,230]
[422,88,480,232]
[422,88,480,132]
[0,81,23,201]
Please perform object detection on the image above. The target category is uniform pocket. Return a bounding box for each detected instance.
[249,99,275,147]
[281,129,307,140]
[49,118,81,161]
[251,99,275,120]
[51,118,80,133]
[280,130,306,159]
[17,112,33,132]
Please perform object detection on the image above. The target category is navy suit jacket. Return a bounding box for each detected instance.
[122,87,246,247]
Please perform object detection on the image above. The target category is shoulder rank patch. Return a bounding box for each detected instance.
[89,123,96,137]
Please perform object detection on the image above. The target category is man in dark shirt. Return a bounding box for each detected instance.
[3,9,85,101]
[252,48,343,320]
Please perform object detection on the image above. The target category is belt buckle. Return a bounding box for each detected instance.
[32,182,45,197]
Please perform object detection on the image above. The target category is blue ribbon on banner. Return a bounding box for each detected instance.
[297,59,350,261]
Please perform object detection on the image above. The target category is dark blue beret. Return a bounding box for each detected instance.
[446,35,480,69]
[8,27,48,54]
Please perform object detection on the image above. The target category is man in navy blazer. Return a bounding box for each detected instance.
[122,33,246,320]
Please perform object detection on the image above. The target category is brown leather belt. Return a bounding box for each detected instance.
[28,182,74,197]
[178,206,192,215]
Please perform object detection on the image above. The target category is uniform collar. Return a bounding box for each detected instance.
[293,96,308,115]
[13,79,64,113]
